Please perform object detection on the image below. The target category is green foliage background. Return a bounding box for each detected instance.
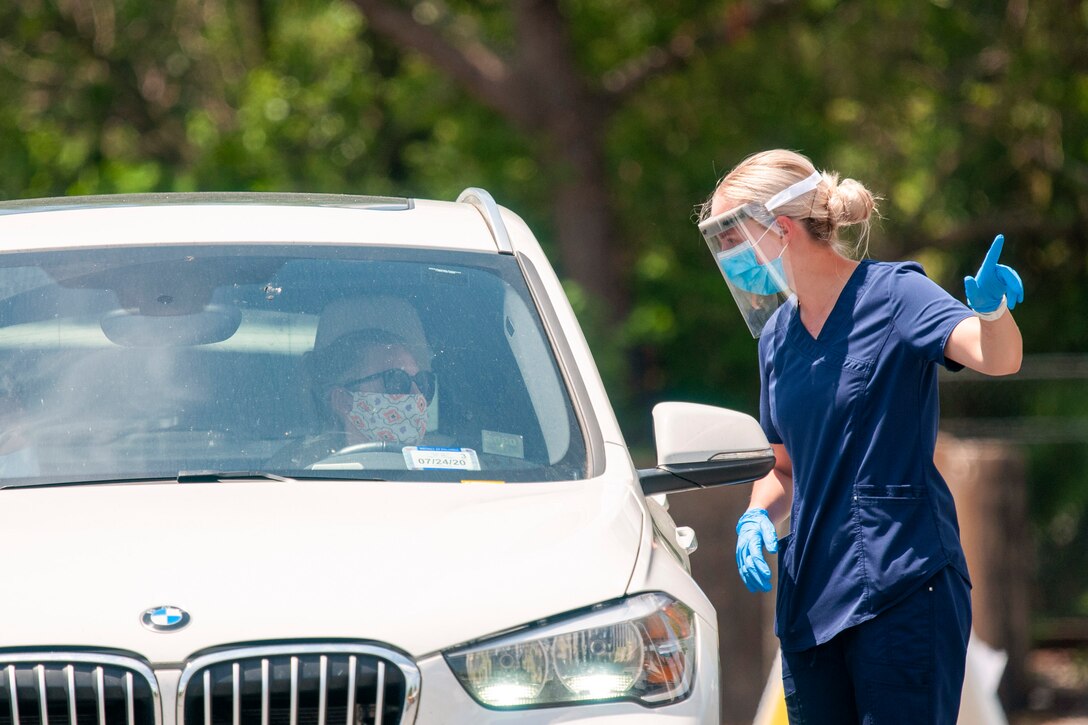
[2,0,1087,621]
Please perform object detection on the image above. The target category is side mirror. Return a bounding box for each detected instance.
[638,402,775,495]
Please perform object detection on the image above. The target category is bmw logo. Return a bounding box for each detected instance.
[140,605,191,632]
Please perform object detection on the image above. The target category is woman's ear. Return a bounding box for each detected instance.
[775,215,796,240]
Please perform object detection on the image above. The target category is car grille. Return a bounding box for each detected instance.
[178,645,420,725]
[0,653,160,725]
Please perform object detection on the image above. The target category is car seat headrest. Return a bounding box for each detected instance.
[313,296,432,367]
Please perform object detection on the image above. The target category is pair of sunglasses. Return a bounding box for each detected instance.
[340,368,437,403]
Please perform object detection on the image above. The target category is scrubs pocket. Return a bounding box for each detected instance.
[838,354,874,379]
[856,483,925,499]
[773,534,796,641]
[856,579,934,722]
[853,567,971,724]
[770,350,874,437]
[854,484,945,608]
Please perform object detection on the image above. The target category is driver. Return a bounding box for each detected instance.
[308,329,436,450]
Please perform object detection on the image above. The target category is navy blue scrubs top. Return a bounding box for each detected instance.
[758,260,974,652]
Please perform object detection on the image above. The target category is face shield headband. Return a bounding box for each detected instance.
[698,170,822,337]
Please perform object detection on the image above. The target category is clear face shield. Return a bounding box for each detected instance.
[698,171,822,337]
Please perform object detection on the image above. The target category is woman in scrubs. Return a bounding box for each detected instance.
[697,149,1024,724]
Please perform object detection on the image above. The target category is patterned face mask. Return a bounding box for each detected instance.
[346,392,428,446]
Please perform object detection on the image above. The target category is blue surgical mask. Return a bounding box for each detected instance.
[716,242,788,296]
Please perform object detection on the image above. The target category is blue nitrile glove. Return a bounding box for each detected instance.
[964,234,1025,313]
[735,508,778,593]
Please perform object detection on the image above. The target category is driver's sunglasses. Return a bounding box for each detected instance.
[340,369,437,403]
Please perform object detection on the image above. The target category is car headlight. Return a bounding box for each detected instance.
[443,592,696,709]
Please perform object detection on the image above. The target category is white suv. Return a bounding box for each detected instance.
[0,189,773,724]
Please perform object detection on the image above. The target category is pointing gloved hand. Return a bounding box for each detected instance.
[964,234,1024,316]
[735,508,778,593]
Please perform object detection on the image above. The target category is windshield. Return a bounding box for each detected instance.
[0,245,587,484]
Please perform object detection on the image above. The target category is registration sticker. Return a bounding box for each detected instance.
[403,446,481,471]
[481,430,525,459]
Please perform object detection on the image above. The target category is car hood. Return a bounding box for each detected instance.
[0,472,646,663]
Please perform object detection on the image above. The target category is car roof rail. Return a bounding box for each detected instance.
[456,187,514,254]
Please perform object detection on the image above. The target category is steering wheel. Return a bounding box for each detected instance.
[328,440,401,456]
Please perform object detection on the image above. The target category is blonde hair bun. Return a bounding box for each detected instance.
[827,176,876,228]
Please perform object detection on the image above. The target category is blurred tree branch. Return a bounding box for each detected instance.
[601,1,788,100]
[349,0,783,320]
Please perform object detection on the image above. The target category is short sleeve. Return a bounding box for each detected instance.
[890,262,973,370]
[757,322,783,444]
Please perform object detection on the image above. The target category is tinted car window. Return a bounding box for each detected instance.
[0,245,587,483]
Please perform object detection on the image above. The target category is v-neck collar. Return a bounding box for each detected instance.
[788,260,874,348]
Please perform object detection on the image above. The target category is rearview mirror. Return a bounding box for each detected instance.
[100,305,242,347]
[638,402,775,495]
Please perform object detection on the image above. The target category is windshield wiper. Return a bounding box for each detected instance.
[176,470,296,483]
[1,475,178,490]
[1,470,386,490]
[175,471,386,483]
